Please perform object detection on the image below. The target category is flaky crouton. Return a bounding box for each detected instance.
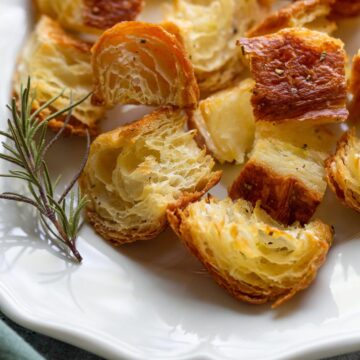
[239,27,348,124]
[13,16,105,136]
[79,108,221,245]
[165,0,271,95]
[189,78,255,164]
[248,0,336,37]
[167,196,333,308]
[229,121,333,225]
[326,129,360,212]
[34,0,144,34]
[331,0,360,17]
[91,21,199,108]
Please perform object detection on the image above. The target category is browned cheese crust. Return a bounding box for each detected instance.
[238,28,348,124]
[83,0,144,29]
[326,129,360,212]
[229,161,322,225]
[248,0,335,37]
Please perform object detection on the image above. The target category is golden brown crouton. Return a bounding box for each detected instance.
[239,27,348,124]
[229,121,334,224]
[165,0,271,95]
[79,108,221,245]
[168,196,333,308]
[189,79,255,164]
[91,21,199,108]
[13,16,105,136]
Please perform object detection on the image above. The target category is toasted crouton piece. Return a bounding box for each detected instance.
[165,0,271,95]
[239,27,348,124]
[91,21,199,108]
[248,0,336,37]
[349,50,360,122]
[331,0,360,17]
[189,79,255,164]
[79,108,221,245]
[34,0,144,34]
[13,16,105,136]
[167,196,333,308]
[326,130,360,212]
[229,121,333,225]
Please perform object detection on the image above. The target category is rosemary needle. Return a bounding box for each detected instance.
[0,78,91,263]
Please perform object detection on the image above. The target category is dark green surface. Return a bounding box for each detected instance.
[1,311,359,360]
[0,313,103,360]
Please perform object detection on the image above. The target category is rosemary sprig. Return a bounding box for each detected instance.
[0,78,90,262]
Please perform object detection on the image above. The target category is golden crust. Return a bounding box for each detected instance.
[248,0,336,37]
[165,0,270,95]
[326,129,360,212]
[331,0,360,17]
[79,107,221,245]
[13,16,105,136]
[167,196,333,308]
[34,0,144,34]
[239,27,348,124]
[229,161,323,225]
[91,21,199,108]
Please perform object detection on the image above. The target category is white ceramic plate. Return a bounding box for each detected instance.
[2,1,360,359]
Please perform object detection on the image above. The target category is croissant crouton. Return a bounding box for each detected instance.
[79,108,221,245]
[34,0,144,34]
[167,196,333,308]
[91,21,199,108]
[326,130,360,212]
[331,0,360,17]
[230,121,333,225]
[248,0,336,37]
[13,16,105,136]
[165,0,271,95]
[189,78,255,164]
[239,27,348,124]
[349,50,360,122]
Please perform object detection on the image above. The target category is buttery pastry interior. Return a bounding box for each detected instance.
[167,196,333,308]
[34,0,144,34]
[14,16,105,136]
[165,0,271,94]
[190,78,255,164]
[79,108,221,245]
[91,21,199,108]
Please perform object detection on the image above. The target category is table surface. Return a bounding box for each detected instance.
[0,312,359,360]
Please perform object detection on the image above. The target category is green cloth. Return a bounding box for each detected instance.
[0,318,43,360]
